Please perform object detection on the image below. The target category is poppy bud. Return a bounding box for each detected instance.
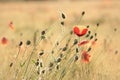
[73,39,78,45]
[90,35,93,40]
[62,47,67,51]
[57,58,61,63]
[82,11,85,16]
[61,21,64,25]
[76,48,79,53]
[10,63,13,67]
[26,40,31,45]
[41,30,45,35]
[74,56,79,62]
[19,41,23,47]
[49,62,53,67]
[87,47,91,52]
[61,13,66,19]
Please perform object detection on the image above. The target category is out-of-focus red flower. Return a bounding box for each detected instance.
[78,40,89,46]
[81,51,91,63]
[1,37,8,45]
[91,41,96,46]
[9,21,14,30]
[73,26,88,37]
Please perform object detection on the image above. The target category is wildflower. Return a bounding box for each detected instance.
[78,40,89,46]
[9,21,14,30]
[73,26,88,37]
[1,37,8,45]
[81,51,91,63]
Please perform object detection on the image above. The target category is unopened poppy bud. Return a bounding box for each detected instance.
[87,47,91,52]
[82,11,85,16]
[19,41,23,47]
[49,62,53,67]
[26,40,31,45]
[39,51,44,56]
[35,62,39,66]
[10,63,13,67]
[74,56,78,62]
[90,35,93,40]
[97,23,99,27]
[57,58,61,63]
[73,39,78,45]
[62,47,67,51]
[41,30,45,35]
[61,21,64,25]
[87,25,89,28]
[61,13,66,19]
[76,48,79,53]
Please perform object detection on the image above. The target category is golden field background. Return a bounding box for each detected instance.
[0,0,120,80]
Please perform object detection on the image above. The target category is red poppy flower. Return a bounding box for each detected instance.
[9,21,14,30]
[73,26,88,37]
[1,37,8,45]
[81,51,91,63]
[78,40,89,46]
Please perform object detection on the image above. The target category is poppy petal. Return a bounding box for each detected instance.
[78,40,89,46]
[82,51,91,63]
[73,26,80,35]
[1,37,8,45]
[80,28,88,36]
[9,22,14,30]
